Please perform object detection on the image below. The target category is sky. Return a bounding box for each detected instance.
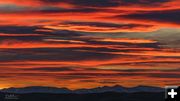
[0,0,179,90]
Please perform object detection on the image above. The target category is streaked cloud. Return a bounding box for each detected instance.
[0,0,179,89]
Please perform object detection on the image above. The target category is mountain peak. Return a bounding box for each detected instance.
[0,85,164,94]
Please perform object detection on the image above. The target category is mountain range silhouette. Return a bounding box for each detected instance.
[0,85,164,94]
[0,85,165,101]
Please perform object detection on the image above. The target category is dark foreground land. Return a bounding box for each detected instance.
[0,92,164,101]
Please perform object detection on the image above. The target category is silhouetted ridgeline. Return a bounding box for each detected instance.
[0,85,164,94]
[0,86,164,101]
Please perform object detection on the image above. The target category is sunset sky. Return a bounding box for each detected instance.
[0,0,180,89]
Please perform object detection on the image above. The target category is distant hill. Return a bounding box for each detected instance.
[0,85,164,94]
[0,92,164,101]
[76,85,164,94]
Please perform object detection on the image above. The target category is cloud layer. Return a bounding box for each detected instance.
[0,0,179,89]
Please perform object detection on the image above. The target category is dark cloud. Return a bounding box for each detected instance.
[105,61,180,66]
[63,21,153,29]
[38,7,100,13]
[41,0,171,7]
[0,48,117,62]
[22,67,76,72]
[85,39,160,48]
[41,0,119,7]
[0,36,43,42]
[98,80,119,84]
[58,75,93,80]
[0,26,48,40]
[40,0,67,3]
[120,0,171,6]
[0,25,84,43]
[50,30,83,37]
[0,39,161,63]
[0,73,53,77]
[148,73,180,78]
[110,68,180,72]
[117,9,180,24]
[0,26,40,34]
[79,80,96,83]
[69,0,119,7]
[70,47,129,53]
[66,72,180,79]
[0,26,82,36]
[112,69,159,72]
[1,72,179,81]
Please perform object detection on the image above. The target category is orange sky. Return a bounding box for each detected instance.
[0,0,179,89]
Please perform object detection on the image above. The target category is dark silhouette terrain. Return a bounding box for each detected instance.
[0,92,164,101]
[0,86,164,101]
